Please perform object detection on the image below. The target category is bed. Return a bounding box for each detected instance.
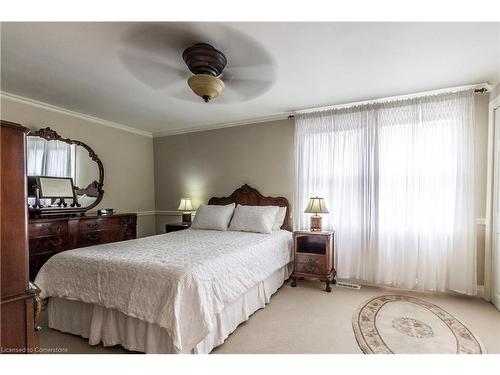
[35,185,293,353]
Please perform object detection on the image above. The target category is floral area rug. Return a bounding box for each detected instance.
[352,295,485,354]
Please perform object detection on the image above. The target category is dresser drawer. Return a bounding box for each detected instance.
[29,221,67,238]
[77,230,110,247]
[79,216,137,233]
[123,224,136,239]
[77,227,135,247]
[295,262,328,275]
[117,216,136,226]
[79,218,113,232]
[28,213,137,280]
[29,236,67,255]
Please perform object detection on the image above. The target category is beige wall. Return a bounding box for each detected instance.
[490,83,500,99]
[153,119,294,233]
[0,96,156,237]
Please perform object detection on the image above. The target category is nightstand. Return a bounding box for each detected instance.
[291,230,336,292]
[165,222,191,233]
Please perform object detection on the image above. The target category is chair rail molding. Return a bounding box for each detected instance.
[136,210,182,216]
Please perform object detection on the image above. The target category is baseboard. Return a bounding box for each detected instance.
[338,279,486,298]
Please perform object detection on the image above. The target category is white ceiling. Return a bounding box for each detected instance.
[1,22,499,136]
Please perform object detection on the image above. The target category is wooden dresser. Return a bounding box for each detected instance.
[29,213,137,280]
[1,120,41,354]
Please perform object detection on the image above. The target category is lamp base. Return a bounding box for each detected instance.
[182,212,192,224]
[310,215,322,232]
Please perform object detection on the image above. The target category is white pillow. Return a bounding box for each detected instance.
[191,203,235,231]
[272,206,287,231]
[229,205,279,234]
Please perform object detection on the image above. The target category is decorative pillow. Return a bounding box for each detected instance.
[191,203,235,231]
[272,206,287,231]
[228,205,279,234]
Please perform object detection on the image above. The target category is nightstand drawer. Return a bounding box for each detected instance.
[295,262,328,275]
[295,253,326,266]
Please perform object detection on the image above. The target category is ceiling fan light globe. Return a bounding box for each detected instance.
[187,74,225,103]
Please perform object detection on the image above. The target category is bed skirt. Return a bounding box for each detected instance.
[47,262,293,353]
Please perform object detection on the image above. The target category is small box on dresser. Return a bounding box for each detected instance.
[291,230,336,292]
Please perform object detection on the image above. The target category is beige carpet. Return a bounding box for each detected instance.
[39,280,500,354]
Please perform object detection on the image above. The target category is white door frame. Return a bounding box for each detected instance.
[484,93,500,307]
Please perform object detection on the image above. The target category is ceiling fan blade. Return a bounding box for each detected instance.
[221,65,276,101]
[119,48,188,90]
[222,64,275,81]
[121,23,196,59]
[222,77,274,102]
[188,23,276,70]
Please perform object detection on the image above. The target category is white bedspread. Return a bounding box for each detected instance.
[35,229,293,353]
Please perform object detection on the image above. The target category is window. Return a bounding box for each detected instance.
[295,90,476,294]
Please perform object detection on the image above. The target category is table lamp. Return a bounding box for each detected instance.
[178,198,194,224]
[304,197,329,231]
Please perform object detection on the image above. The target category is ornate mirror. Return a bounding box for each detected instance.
[27,127,104,212]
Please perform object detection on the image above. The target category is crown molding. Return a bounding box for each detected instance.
[153,112,292,138]
[294,83,492,115]
[1,91,292,138]
[0,91,153,138]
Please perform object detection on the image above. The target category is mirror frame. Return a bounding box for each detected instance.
[27,127,104,211]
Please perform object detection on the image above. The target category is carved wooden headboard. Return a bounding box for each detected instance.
[208,184,292,231]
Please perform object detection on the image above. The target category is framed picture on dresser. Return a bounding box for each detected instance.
[36,176,75,199]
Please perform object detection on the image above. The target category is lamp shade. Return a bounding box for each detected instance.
[178,198,194,211]
[187,74,225,103]
[304,197,329,214]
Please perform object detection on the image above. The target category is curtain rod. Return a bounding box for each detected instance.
[289,83,491,118]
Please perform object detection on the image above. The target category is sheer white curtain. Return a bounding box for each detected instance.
[27,138,75,206]
[27,138,75,177]
[295,90,476,294]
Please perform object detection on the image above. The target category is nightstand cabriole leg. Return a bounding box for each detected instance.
[291,276,297,287]
[325,280,332,292]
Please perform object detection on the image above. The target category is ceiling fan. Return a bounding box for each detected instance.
[182,43,227,103]
[118,23,276,104]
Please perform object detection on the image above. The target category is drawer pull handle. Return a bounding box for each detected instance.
[87,233,100,241]
[306,265,316,273]
[48,225,63,234]
[48,238,63,248]
[87,223,99,230]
